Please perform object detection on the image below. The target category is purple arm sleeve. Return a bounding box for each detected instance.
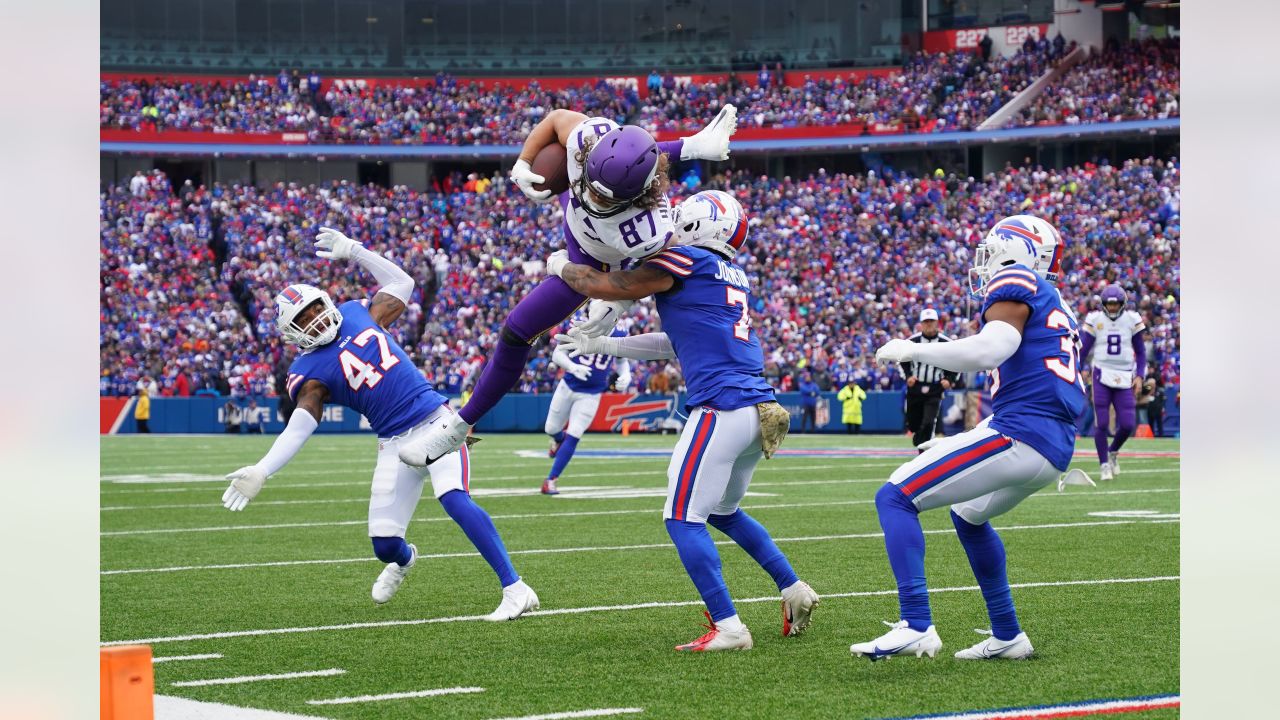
[1079,332,1095,364]
[656,139,684,159]
[1132,329,1147,377]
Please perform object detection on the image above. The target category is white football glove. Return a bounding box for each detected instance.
[875,338,917,365]
[577,299,632,338]
[222,465,267,511]
[511,158,553,204]
[681,104,738,161]
[566,363,593,381]
[314,226,362,261]
[614,376,632,393]
[553,327,609,359]
[546,249,570,278]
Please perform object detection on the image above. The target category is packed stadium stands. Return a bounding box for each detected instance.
[100,157,1180,401]
[100,38,1176,144]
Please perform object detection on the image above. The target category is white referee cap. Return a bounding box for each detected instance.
[919,308,939,322]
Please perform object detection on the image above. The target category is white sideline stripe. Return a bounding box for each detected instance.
[155,695,334,720]
[153,653,223,663]
[101,515,1180,576]
[485,709,644,720]
[170,668,345,687]
[99,487,1179,538]
[102,485,625,511]
[307,687,485,705]
[882,694,1180,720]
[103,575,1177,646]
[108,397,137,435]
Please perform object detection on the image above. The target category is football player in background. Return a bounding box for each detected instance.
[220,227,538,621]
[860,215,1083,661]
[1080,285,1147,481]
[542,319,632,495]
[399,106,738,467]
[550,190,820,652]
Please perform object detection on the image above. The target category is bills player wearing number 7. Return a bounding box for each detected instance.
[548,190,820,652]
[220,226,538,621]
[858,215,1086,662]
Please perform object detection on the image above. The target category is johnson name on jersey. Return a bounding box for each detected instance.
[980,265,1087,471]
[285,300,446,437]
[564,117,674,267]
[645,245,774,412]
[1082,309,1146,373]
[563,327,626,394]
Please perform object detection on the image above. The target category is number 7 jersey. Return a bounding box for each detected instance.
[284,300,447,437]
[980,265,1087,471]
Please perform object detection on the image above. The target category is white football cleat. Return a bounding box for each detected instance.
[371,543,416,604]
[399,413,471,467]
[675,612,754,652]
[1100,462,1114,482]
[954,630,1034,660]
[1109,451,1121,476]
[681,104,737,161]
[850,620,942,661]
[485,579,540,621]
[781,580,820,637]
[541,478,560,496]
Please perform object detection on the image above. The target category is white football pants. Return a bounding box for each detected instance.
[544,379,603,437]
[663,405,763,524]
[369,405,471,537]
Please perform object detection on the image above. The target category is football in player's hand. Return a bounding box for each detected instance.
[531,143,570,195]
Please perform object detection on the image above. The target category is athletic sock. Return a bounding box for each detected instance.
[551,430,565,444]
[951,510,1021,641]
[1093,424,1110,465]
[548,434,580,481]
[707,509,799,591]
[874,483,933,632]
[664,519,735,622]
[370,536,413,566]
[715,614,745,633]
[439,490,519,587]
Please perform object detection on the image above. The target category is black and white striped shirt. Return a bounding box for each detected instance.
[900,332,959,388]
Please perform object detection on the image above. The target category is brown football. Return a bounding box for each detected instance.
[531,143,570,196]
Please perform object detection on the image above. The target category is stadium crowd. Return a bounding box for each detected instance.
[101,156,1180,403]
[1008,38,1180,127]
[100,36,1178,144]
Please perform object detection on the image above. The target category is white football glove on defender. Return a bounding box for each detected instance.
[566,363,593,381]
[314,226,362,260]
[511,158,553,203]
[875,338,917,365]
[554,327,609,359]
[577,299,632,338]
[546,249,570,278]
[222,465,267,511]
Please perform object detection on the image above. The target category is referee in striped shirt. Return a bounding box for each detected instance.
[900,309,959,452]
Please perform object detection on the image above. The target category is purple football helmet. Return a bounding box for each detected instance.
[1100,284,1127,319]
[575,125,660,218]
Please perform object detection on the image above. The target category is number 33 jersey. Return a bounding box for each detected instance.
[980,265,1087,471]
[646,245,774,412]
[563,117,675,267]
[285,300,447,437]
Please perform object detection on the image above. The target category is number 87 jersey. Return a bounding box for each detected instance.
[285,300,447,437]
[981,265,1087,471]
[646,245,775,412]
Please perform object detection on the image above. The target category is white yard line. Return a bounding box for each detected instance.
[155,695,335,720]
[99,487,1179,539]
[170,668,346,687]
[152,653,223,663]
[103,574,1178,646]
[484,709,644,720]
[307,687,486,705]
[873,694,1180,720]
[102,515,1180,576]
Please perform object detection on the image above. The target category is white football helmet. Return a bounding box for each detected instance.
[275,283,342,350]
[672,190,748,258]
[969,219,1040,297]
[991,214,1064,283]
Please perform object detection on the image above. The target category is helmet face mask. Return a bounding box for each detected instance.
[672,190,748,258]
[1101,285,1128,320]
[969,229,1038,297]
[276,284,342,350]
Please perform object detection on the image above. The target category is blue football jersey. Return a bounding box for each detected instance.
[646,245,775,411]
[980,265,1087,470]
[563,327,626,394]
[285,300,447,437]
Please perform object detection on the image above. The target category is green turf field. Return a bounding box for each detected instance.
[101,433,1179,719]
